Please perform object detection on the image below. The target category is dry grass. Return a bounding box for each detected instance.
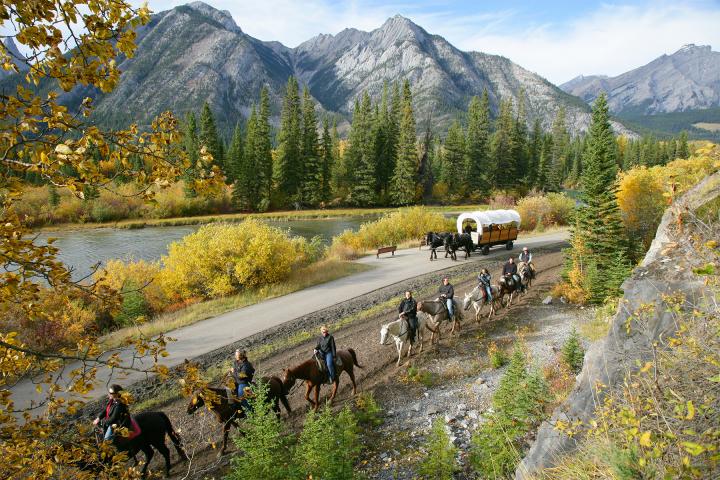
[100,259,373,349]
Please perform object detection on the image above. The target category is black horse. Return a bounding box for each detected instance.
[425,232,449,260]
[107,411,188,478]
[444,233,474,260]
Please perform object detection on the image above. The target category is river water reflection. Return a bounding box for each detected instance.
[36,216,376,280]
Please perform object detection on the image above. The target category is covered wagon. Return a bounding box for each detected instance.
[456,209,521,255]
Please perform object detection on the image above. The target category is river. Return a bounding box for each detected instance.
[36,216,375,280]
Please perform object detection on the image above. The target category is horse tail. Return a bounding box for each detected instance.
[159,412,189,461]
[348,348,363,369]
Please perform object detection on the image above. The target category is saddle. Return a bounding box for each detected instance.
[314,352,343,382]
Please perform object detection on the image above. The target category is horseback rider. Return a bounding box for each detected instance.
[398,290,418,343]
[518,246,536,279]
[439,276,455,320]
[503,257,524,293]
[231,349,255,410]
[93,384,131,442]
[314,325,337,384]
[477,268,493,303]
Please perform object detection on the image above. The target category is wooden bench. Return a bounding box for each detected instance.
[376,245,397,258]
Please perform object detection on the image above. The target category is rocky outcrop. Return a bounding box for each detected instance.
[515,170,720,479]
[561,44,720,115]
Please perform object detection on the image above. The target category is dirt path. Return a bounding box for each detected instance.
[132,250,574,479]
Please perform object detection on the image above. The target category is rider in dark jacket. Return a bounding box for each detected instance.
[94,384,131,442]
[315,326,337,383]
[477,268,492,302]
[231,350,255,409]
[398,290,418,342]
[439,276,455,319]
[503,258,523,292]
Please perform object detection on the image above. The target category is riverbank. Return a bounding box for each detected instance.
[38,204,487,232]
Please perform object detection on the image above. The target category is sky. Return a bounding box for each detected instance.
[135,0,720,84]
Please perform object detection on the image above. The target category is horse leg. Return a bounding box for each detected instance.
[220,424,230,456]
[154,441,172,477]
[304,381,314,407]
[313,384,320,411]
[140,445,154,478]
[329,379,339,404]
[347,368,358,396]
[396,340,402,366]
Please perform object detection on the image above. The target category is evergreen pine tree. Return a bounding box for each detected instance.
[182,112,200,197]
[319,118,334,204]
[575,93,630,303]
[441,121,466,193]
[676,131,689,159]
[489,99,517,189]
[537,134,553,190]
[547,107,568,192]
[199,102,225,174]
[226,121,244,185]
[233,107,256,211]
[527,118,542,189]
[255,87,273,210]
[418,123,435,202]
[300,87,321,206]
[374,82,397,199]
[561,327,585,373]
[346,93,376,206]
[513,92,529,187]
[390,88,418,206]
[274,77,302,206]
[465,91,491,194]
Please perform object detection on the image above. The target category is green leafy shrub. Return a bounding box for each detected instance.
[227,382,292,480]
[405,365,435,387]
[488,341,508,369]
[471,345,550,478]
[294,405,360,479]
[418,417,459,479]
[561,328,585,373]
[354,391,384,427]
[113,280,149,328]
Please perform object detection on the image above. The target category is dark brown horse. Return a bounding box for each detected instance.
[282,349,362,411]
[186,376,290,455]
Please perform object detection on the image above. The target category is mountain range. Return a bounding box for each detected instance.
[7,1,632,138]
[561,44,720,117]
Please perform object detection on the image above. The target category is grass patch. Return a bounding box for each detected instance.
[403,365,436,387]
[101,259,373,349]
[578,299,617,341]
[133,384,180,411]
[39,204,487,232]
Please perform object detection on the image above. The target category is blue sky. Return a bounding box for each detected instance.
[137,0,720,83]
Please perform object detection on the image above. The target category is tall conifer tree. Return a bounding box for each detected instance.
[226,121,244,185]
[346,93,376,206]
[465,91,491,193]
[182,112,200,197]
[320,118,334,204]
[574,93,630,303]
[489,99,517,189]
[274,77,302,205]
[300,87,321,206]
[199,102,224,174]
[255,88,273,210]
[234,107,255,210]
[391,86,418,205]
[441,121,466,192]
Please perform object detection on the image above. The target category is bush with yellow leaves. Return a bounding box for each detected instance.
[160,220,318,300]
[329,207,453,259]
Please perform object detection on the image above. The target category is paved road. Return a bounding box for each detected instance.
[13,230,568,414]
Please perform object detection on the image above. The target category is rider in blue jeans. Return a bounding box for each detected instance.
[315,325,337,384]
[231,349,255,410]
[439,276,455,320]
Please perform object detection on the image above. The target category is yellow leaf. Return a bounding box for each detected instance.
[639,431,651,447]
[686,400,695,420]
[640,361,653,373]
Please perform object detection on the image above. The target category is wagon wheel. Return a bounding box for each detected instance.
[481,245,490,255]
[505,241,514,250]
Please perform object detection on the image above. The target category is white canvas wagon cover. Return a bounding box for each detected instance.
[456,209,521,234]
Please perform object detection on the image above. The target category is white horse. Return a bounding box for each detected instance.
[463,284,501,321]
[380,315,425,366]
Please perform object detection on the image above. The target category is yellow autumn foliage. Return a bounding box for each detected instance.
[160,220,317,300]
[329,207,454,258]
[95,259,169,314]
[516,193,575,230]
[617,143,720,250]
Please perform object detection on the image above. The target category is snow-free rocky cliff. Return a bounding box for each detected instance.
[13,1,631,136]
[561,44,720,116]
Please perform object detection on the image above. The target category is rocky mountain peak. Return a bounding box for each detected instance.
[374,14,427,44]
[675,43,712,55]
[183,1,242,34]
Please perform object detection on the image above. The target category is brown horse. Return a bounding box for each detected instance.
[282,349,362,411]
[186,376,290,455]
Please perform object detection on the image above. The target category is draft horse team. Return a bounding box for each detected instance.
[85,210,535,474]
